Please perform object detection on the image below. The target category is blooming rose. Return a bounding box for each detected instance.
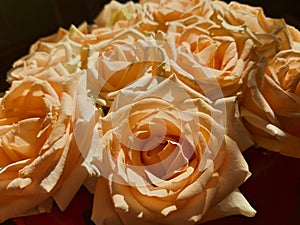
[0,70,90,222]
[7,25,86,82]
[7,15,145,83]
[216,1,300,58]
[94,0,140,27]
[140,0,216,27]
[240,50,300,158]
[285,25,300,51]
[163,16,255,100]
[91,75,256,225]
[88,36,167,108]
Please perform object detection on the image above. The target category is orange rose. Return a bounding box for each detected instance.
[240,50,300,158]
[0,71,90,222]
[91,75,255,225]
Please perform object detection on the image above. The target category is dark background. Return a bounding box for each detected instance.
[0,1,300,225]
[0,0,109,92]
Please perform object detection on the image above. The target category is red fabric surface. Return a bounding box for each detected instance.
[12,187,94,225]
[4,148,299,225]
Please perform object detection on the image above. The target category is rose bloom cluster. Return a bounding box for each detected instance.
[1,0,300,224]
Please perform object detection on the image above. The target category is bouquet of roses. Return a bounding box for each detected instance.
[1,0,300,224]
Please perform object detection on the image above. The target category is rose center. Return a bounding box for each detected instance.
[140,136,195,181]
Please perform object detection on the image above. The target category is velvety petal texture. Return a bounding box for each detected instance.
[0,70,90,222]
[91,75,256,225]
[240,50,300,158]
[3,0,300,224]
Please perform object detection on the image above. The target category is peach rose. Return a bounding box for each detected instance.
[0,71,90,222]
[88,36,167,108]
[94,0,140,27]
[163,16,255,100]
[140,0,216,28]
[285,25,300,51]
[217,1,300,57]
[7,25,85,82]
[91,75,256,225]
[7,20,141,82]
[240,50,300,158]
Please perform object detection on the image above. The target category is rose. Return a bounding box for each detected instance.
[7,22,120,82]
[240,50,300,158]
[86,0,160,67]
[140,0,216,27]
[217,1,284,58]
[94,0,140,27]
[221,2,283,34]
[87,36,168,108]
[286,25,300,51]
[0,70,90,222]
[7,11,147,83]
[91,75,256,225]
[163,16,255,100]
[7,25,85,82]
[217,1,300,58]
